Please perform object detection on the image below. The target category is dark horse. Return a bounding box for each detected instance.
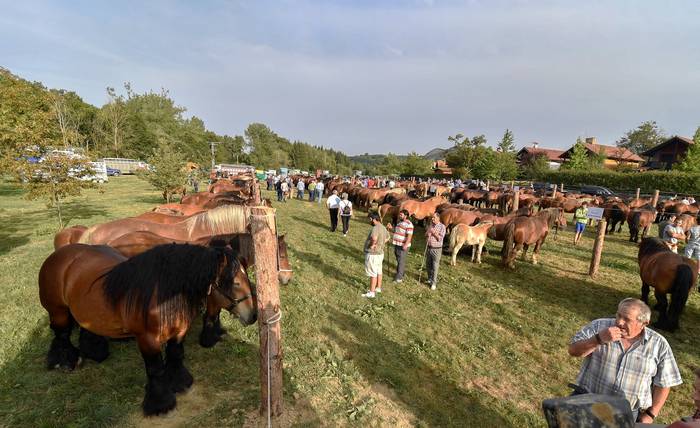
[638,238,698,332]
[39,243,257,415]
[501,207,566,269]
[628,205,656,242]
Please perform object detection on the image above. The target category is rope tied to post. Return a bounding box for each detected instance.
[263,310,282,428]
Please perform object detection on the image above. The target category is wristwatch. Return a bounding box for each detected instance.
[644,408,656,420]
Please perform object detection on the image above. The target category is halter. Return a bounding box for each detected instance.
[213,283,253,312]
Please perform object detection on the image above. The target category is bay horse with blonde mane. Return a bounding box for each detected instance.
[39,243,256,415]
[638,237,698,331]
[448,222,493,265]
[78,205,250,245]
[501,207,566,268]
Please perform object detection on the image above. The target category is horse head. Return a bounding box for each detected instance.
[277,234,293,285]
[209,248,257,326]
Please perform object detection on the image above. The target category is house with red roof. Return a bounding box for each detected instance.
[516,142,565,170]
[559,137,644,169]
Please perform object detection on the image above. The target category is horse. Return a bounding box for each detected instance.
[601,201,629,234]
[152,203,207,216]
[39,243,256,415]
[448,222,493,265]
[501,207,566,268]
[439,208,481,230]
[163,185,187,203]
[399,196,448,221]
[53,225,88,250]
[78,205,250,245]
[638,238,698,332]
[628,206,656,242]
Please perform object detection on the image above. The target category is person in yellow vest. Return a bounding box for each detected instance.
[574,201,589,245]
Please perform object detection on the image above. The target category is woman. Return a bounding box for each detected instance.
[339,192,353,236]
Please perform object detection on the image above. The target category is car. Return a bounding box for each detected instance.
[580,185,615,197]
[106,167,121,176]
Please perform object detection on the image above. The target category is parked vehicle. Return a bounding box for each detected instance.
[106,167,121,176]
[580,185,615,197]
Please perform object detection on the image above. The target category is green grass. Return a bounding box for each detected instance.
[1,176,699,427]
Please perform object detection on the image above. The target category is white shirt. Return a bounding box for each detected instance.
[339,200,352,215]
[297,181,305,190]
[326,195,341,209]
[316,182,324,191]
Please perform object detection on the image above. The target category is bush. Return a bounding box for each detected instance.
[531,170,700,194]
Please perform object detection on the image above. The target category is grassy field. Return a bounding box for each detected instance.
[0,176,699,427]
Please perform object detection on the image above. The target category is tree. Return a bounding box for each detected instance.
[563,138,589,170]
[588,145,606,169]
[675,127,700,172]
[101,86,127,155]
[137,141,189,202]
[616,121,666,155]
[401,152,432,176]
[497,129,515,153]
[492,151,519,180]
[521,153,551,178]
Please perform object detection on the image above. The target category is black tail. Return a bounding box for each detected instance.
[501,221,516,265]
[666,263,694,331]
[629,211,641,242]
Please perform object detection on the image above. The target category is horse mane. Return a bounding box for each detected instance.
[639,237,671,258]
[187,205,250,237]
[538,207,561,227]
[103,243,238,329]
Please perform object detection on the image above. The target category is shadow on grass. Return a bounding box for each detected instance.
[0,315,321,427]
[323,307,511,426]
[290,215,329,231]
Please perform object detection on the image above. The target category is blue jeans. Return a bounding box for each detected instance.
[317,189,323,203]
[575,222,586,233]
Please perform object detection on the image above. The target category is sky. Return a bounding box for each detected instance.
[2,0,699,155]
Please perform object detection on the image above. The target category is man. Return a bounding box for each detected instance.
[684,215,700,264]
[326,189,342,232]
[315,180,325,203]
[568,298,682,423]
[296,179,305,200]
[663,216,686,253]
[659,214,677,239]
[280,180,289,203]
[362,212,389,298]
[424,212,446,290]
[386,209,413,283]
[275,178,283,202]
[388,179,395,189]
[573,201,589,245]
[308,180,316,202]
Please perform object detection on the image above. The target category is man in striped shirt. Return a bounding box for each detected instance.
[386,209,413,283]
[568,298,682,424]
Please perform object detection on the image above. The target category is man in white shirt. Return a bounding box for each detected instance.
[315,181,325,203]
[326,189,342,232]
[296,180,305,200]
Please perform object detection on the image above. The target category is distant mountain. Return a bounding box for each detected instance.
[423,148,450,160]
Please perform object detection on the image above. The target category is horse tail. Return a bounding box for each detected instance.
[668,263,694,330]
[449,225,459,253]
[501,221,516,263]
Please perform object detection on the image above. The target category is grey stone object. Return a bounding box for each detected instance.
[542,393,634,428]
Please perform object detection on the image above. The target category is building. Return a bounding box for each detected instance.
[432,159,452,175]
[516,142,564,170]
[640,136,694,170]
[559,137,644,169]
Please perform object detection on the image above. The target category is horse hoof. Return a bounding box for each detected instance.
[169,367,194,393]
[143,383,177,416]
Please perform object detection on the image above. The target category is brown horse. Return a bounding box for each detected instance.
[628,206,656,242]
[78,205,250,245]
[400,196,448,221]
[39,243,256,415]
[448,222,493,265]
[439,208,481,230]
[163,185,187,203]
[152,203,207,216]
[638,238,698,331]
[501,208,566,268]
[53,225,88,249]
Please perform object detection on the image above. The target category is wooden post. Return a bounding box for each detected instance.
[512,189,520,213]
[252,178,262,205]
[635,188,640,200]
[589,219,607,277]
[560,183,564,193]
[552,184,558,199]
[250,207,283,419]
[510,180,514,190]
[486,180,490,191]
[651,189,660,208]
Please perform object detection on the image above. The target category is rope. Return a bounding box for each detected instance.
[263,310,282,428]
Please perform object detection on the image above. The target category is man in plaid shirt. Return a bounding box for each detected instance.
[568,298,682,424]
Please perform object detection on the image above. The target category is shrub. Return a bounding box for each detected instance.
[532,170,700,194]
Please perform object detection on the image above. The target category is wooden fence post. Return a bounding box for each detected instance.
[252,178,262,205]
[589,219,607,277]
[560,183,564,193]
[250,207,283,420]
[486,180,490,191]
[552,184,558,199]
[510,180,515,190]
[512,189,520,213]
[651,190,660,208]
[635,188,640,200]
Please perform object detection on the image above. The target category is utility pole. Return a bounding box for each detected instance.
[209,141,220,171]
